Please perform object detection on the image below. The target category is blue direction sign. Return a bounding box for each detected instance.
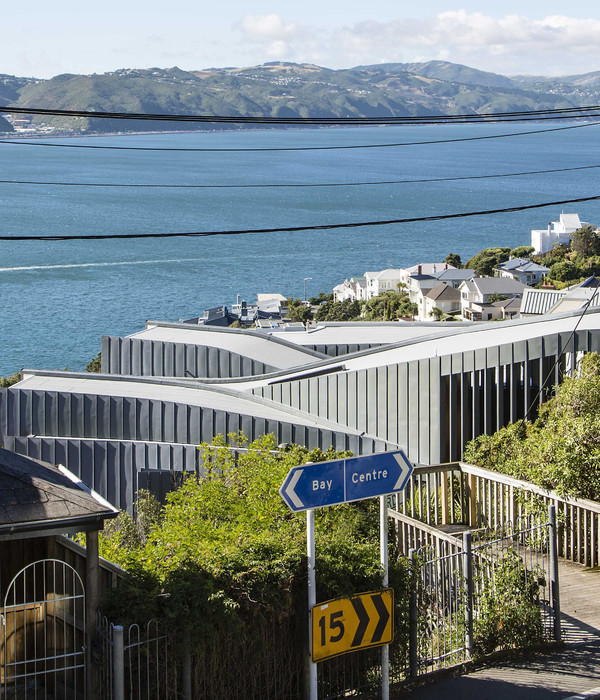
[280,450,413,512]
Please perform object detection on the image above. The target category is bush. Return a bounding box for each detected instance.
[463,353,600,501]
[99,434,410,698]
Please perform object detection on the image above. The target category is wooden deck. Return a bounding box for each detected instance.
[558,559,600,645]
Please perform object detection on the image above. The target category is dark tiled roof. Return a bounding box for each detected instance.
[0,448,117,534]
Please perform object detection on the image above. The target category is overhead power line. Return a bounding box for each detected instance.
[0,122,597,153]
[2,194,599,242]
[1,163,600,190]
[2,103,600,124]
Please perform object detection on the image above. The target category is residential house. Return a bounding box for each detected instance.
[422,283,461,320]
[399,262,455,286]
[494,258,549,285]
[531,213,586,255]
[405,274,442,318]
[432,268,477,288]
[364,269,403,300]
[459,277,528,321]
[492,296,522,320]
[333,276,366,302]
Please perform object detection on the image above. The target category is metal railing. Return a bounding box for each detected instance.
[407,508,560,677]
[95,616,175,699]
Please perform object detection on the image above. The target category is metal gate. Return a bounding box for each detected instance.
[2,559,86,698]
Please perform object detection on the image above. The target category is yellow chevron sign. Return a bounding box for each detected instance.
[311,588,394,662]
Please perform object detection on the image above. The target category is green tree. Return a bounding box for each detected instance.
[463,353,600,501]
[314,299,362,322]
[430,306,444,321]
[286,298,313,323]
[487,293,508,303]
[509,246,535,259]
[548,260,579,282]
[86,352,102,372]
[444,253,462,269]
[363,290,416,321]
[571,225,600,256]
[465,247,511,276]
[308,291,333,305]
[0,370,22,387]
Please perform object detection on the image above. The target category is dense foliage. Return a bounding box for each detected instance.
[99,434,410,695]
[0,371,22,387]
[463,353,600,501]
[465,247,511,276]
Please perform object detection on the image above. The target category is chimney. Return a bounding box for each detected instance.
[417,264,422,275]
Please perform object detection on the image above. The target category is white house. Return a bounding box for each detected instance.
[399,262,455,286]
[531,213,585,255]
[333,277,367,302]
[422,283,461,320]
[432,268,477,288]
[459,277,528,321]
[364,269,404,299]
[494,258,549,285]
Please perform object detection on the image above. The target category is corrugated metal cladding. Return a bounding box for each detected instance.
[0,387,391,511]
[101,335,276,378]
[3,436,199,513]
[304,343,382,357]
[253,328,600,466]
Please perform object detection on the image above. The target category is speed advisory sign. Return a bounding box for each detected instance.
[311,588,394,662]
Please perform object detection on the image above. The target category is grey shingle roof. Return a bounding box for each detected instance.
[0,448,117,534]
[425,283,461,302]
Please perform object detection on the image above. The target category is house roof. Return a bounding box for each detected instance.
[257,293,288,303]
[559,213,582,230]
[570,276,600,289]
[402,263,455,276]
[461,278,528,295]
[425,283,461,302]
[520,288,566,315]
[0,448,117,537]
[433,268,476,282]
[495,258,549,274]
[492,297,522,311]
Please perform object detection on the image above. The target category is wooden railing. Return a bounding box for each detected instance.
[390,462,600,568]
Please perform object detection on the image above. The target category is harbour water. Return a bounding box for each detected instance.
[1,122,599,375]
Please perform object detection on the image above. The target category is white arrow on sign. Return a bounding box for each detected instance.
[393,453,412,490]
[284,468,304,509]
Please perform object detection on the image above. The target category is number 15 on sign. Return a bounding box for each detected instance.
[311,589,394,662]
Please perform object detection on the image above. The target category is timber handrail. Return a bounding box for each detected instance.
[394,461,600,567]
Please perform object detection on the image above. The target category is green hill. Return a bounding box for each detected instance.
[0,61,596,135]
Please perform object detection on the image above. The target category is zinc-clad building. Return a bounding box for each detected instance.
[2,309,599,512]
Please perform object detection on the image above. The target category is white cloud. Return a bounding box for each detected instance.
[234,11,600,75]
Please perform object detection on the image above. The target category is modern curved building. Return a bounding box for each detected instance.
[2,310,598,511]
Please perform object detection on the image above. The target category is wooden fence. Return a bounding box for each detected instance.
[391,462,600,567]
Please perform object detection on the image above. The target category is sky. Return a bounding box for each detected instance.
[3,1,600,79]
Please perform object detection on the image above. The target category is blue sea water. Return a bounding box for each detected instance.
[0,122,599,375]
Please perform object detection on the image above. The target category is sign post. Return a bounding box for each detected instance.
[280,450,414,700]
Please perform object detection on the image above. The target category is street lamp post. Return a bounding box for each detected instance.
[304,277,312,302]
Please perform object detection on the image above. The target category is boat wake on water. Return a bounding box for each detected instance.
[0,258,204,272]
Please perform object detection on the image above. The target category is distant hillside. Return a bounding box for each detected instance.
[0,60,597,135]
[354,60,517,89]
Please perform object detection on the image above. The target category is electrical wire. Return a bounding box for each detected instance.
[2,103,600,124]
[0,121,597,153]
[2,193,599,241]
[1,163,600,190]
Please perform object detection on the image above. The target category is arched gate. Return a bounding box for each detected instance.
[1,559,86,698]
